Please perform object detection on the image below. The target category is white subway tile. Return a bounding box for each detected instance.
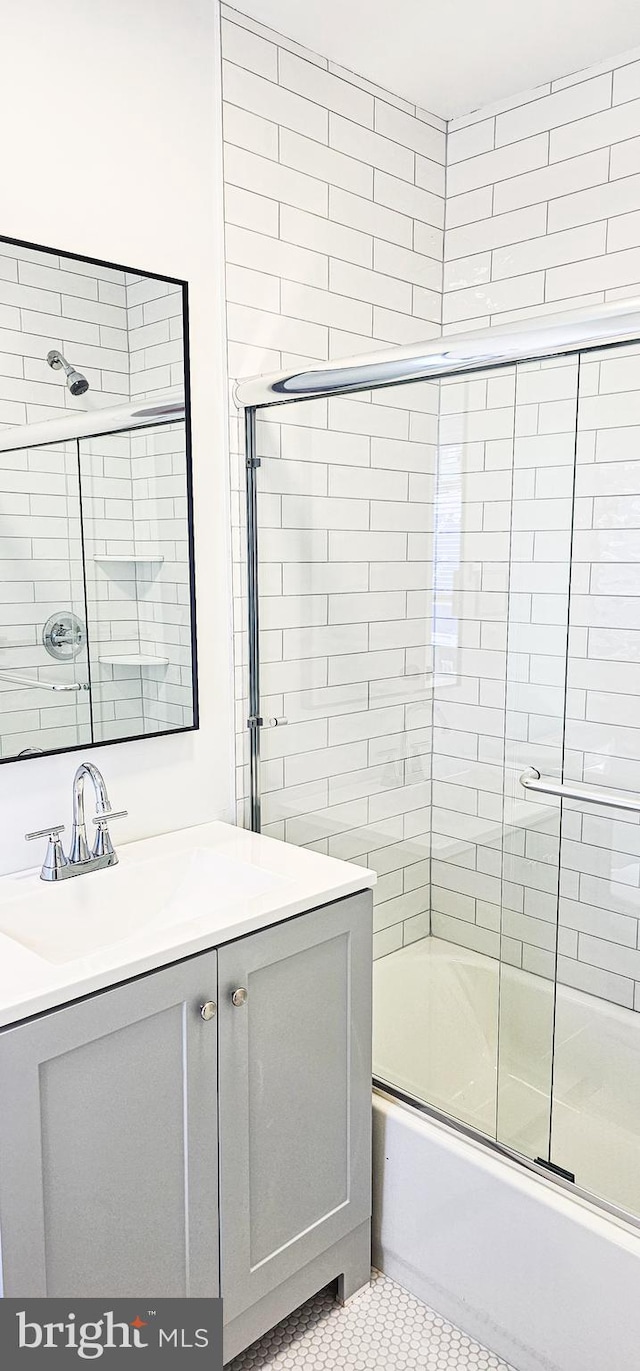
[496,75,612,147]
[447,134,549,197]
[18,260,98,301]
[278,49,374,126]
[228,339,280,377]
[280,204,372,267]
[413,219,443,260]
[226,263,279,312]
[610,133,640,180]
[444,253,491,292]
[549,170,640,232]
[493,222,606,278]
[415,155,446,199]
[282,562,367,595]
[613,58,640,105]
[221,17,278,79]
[498,148,609,217]
[224,184,278,236]
[329,187,412,247]
[329,465,404,500]
[373,925,403,959]
[281,127,373,198]
[223,102,278,159]
[282,493,369,530]
[285,740,367,786]
[227,302,327,358]
[557,955,633,1009]
[374,171,444,229]
[371,436,428,472]
[330,257,411,311]
[371,500,430,531]
[224,143,328,215]
[376,101,445,162]
[281,279,371,332]
[448,119,495,164]
[579,933,640,982]
[223,61,328,143]
[443,272,544,323]
[546,246,640,301]
[446,186,494,230]
[330,113,414,182]
[329,703,404,745]
[328,529,407,561]
[374,308,439,343]
[327,60,413,112]
[374,240,440,291]
[550,97,640,161]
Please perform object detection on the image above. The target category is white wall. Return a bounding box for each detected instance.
[0,0,234,874]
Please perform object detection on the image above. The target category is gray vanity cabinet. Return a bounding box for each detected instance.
[217,892,372,1333]
[0,951,220,1299]
[0,890,373,1360]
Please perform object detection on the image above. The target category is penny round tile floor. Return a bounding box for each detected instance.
[228,1270,518,1370]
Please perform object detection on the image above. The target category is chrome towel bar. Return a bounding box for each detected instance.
[519,767,640,815]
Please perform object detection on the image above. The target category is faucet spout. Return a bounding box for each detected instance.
[70,762,112,865]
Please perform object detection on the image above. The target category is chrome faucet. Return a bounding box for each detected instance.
[26,762,127,882]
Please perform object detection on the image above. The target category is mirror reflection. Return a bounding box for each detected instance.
[0,238,196,761]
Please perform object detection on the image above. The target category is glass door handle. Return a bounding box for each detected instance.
[520,767,640,814]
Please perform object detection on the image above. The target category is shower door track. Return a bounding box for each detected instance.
[373,1080,640,1237]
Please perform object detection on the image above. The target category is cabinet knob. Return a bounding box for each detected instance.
[200,1001,217,1021]
[232,987,248,1007]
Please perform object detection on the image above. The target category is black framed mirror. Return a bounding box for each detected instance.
[0,234,197,762]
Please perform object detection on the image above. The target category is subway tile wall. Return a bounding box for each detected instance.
[443,49,640,1008]
[225,12,640,998]
[222,4,446,957]
[445,45,640,330]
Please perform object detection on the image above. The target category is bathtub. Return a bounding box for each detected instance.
[372,936,640,1369]
[372,1089,640,1371]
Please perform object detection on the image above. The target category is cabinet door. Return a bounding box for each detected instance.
[0,952,219,1298]
[218,892,372,1322]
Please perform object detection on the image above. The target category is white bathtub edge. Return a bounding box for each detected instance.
[372,1092,640,1371]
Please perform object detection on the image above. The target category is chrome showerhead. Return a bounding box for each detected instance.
[46,348,90,397]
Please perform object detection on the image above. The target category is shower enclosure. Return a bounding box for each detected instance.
[236,301,640,1229]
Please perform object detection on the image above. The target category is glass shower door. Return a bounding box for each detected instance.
[547,342,640,1219]
[247,353,582,1168]
[496,354,579,1165]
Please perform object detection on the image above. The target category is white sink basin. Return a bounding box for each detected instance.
[0,847,287,964]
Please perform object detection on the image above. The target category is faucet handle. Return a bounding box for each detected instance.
[92,810,128,825]
[25,825,69,881]
[26,824,65,842]
[91,809,128,860]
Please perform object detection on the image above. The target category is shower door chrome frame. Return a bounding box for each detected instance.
[236,297,640,408]
[244,405,262,832]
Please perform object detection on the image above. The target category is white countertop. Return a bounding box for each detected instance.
[0,821,375,1030]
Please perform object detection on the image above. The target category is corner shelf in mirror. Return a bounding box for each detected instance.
[98,654,170,668]
[93,555,164,565]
